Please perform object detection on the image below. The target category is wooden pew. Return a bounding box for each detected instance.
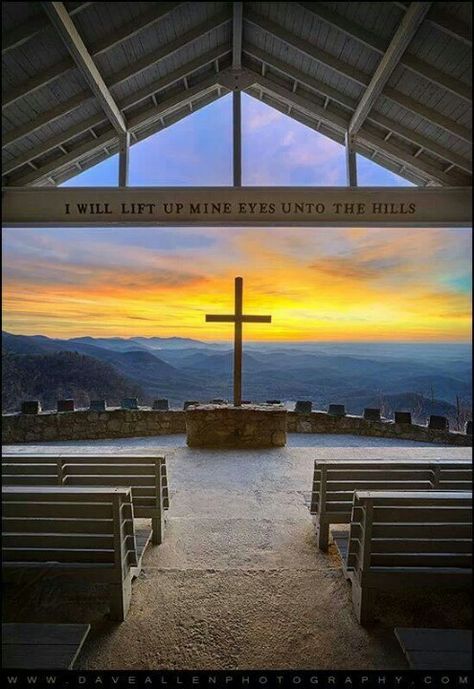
[2,486,138,621]
[310,459,472,550]
[1,454,169,546]
[346,490,472,625]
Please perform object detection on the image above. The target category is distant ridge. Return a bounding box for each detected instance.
[2,331,471,424]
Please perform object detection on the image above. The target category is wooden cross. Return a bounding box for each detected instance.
[205,277,272,407]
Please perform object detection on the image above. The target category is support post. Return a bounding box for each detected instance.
[233,90,242,187]
[118,131,130,187]
[345,132,357,187]
[233,276,243,407]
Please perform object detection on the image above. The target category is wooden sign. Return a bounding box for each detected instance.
[2,186,471,227]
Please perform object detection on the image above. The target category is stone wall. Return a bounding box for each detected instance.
[287,411,471,446]
[1,408,185,444]
[1,407,471,446]
[185,405,287,448]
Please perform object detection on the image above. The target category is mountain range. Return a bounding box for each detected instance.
[2,331,472,428]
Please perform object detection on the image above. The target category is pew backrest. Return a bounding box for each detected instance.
[2,486,137,573]
[347,490,472,576]
[1,454,169,509]
[311,459,472,518]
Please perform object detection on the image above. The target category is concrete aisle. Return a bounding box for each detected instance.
[2,445,471,669]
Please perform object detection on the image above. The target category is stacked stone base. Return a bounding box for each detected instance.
[1,409,185,444]
[286,412,470,446]
[185,405,287,448]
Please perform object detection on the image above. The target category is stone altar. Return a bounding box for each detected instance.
[185,404,287,448]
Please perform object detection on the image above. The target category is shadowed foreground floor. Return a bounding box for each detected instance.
[2,444,471,670]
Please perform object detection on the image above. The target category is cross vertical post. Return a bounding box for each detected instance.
[205,277,272,408]
[234,276,243,406]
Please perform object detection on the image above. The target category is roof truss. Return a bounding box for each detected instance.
[2,1,471,189]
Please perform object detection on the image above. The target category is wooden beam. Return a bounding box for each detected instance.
[244,46,472,170]
[233,91,242,186]
[348,3,431,136]
[41,2,127,135]
[118,132,130,187]
[297,2,470,103]
[3,46,231,176]
[244,10,471,144]
[1,2,92,55]
[2,187,471,228]
[345,132,358,187]
[233,2,243,69]
[2,3,182,108]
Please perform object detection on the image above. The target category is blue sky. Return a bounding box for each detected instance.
[63,93,412,188]
[2,93,471,342]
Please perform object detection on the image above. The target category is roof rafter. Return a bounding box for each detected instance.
[243,46,471,174]
[233,2,243,69]
[245,9,471,144]
[41,1,127,135]
[9,71,227,187]
[249,71,469,187]
[348,2,431,136]
[3,46,231,177]
[2,2,183,109]
[1,1,92,55]
[3,11,231,148]
[298,2,470,103]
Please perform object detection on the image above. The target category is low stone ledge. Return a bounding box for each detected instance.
[1,408,186,444]
[1,407,471,446]
[185,404,287,448]
[286,411,471,446]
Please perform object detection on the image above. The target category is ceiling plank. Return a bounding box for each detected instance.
[243,47,471,173]
[245,9,370,87]
[245,10,471,144]
[297,2,470,103]
[41,1,127,134]
[3,11,230,147]
[2,2,183,109]
[1,2,92,54]
[3,46,230,176]
[348,2,431,136]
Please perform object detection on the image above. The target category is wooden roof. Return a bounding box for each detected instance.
[2,1,472,187]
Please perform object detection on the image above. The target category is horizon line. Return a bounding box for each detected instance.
[3,330,472,346]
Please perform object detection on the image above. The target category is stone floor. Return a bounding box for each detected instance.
[2,440,471,670]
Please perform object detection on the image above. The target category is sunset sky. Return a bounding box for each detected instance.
[2,93,472,343]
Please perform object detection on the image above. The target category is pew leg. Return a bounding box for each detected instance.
[352,579,374,626]
[317,518,330,551]
[109,576,132,622]
[151,515,164,546]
